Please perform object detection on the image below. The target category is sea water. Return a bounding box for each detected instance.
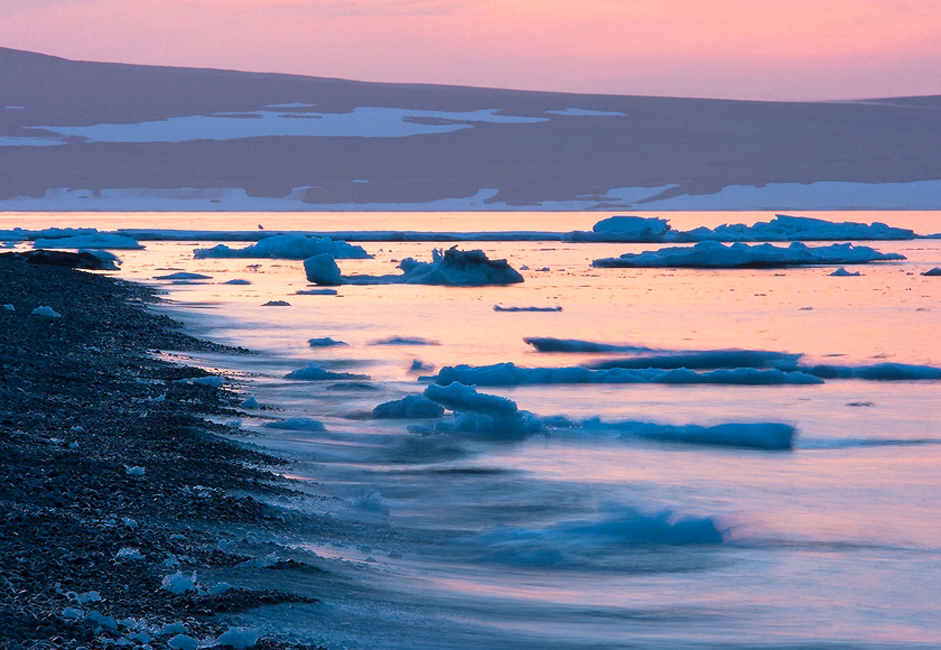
[4,211,941,648]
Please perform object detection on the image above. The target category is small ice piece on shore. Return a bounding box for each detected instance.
[593,241,905,269]
[194,234,370,260]
[79,249,121,269]
[222,278,252,285]
[209,582,233,595]
[262,417,326,431]
[494,305,562,312]
[122,517,138,528]
[154,271,213,280]
[116,547,144,561]
[163,556,180,567]
[124,465,145,477]
[168,634,200,650]
[31,306,61,318]
[373,394,445,419]
[3,304,14,311]
[922,267,941,276]
[284,363,369,381]
[75,591,101,604]
[830,267,861,276]
[262,300,291,306]
[191,376,225,387]
[240,396,259,409]
[308,337,347,347]
[161,571,198,594]
[160,622,188,635]
[61,606,84,620]
[213,628,263,649]
[370,336,439,346]
[296,287,339,295]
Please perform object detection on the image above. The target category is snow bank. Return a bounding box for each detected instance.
[433,362,822,386]
[305,247,524,287]
[592,241,904,269]
[524,337,653,353]
[373,394,445,419]
[33,233,143,250]
[284,363,369,381]
[586,419,796,450]
[194,234,370,260]
[469,506,723,567]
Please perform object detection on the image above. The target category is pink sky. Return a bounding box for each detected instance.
[3,0,940,100]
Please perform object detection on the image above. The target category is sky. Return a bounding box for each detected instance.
[2,0,940,101]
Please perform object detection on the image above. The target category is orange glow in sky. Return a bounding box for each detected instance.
[2,0,940,100]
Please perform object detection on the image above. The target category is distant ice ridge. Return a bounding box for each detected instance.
[193,234,370,260]
[304,247,524,287]
[432,362,823,386]
[592,241,904,269]
[566,214,917,242]
[467,506,724,568]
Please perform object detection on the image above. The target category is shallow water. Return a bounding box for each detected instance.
[8,211,941,648]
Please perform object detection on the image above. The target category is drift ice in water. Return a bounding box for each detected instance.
[193,234,371,259]
[32,233,144,250]
[305,247,525,286]
[583,419,797,450]
[524,337,654,353]
[592,241,905,268]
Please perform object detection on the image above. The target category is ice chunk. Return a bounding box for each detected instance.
[124,465,146,476]
[494,305,562,312]
[370,336,439,346]
[191,376,225,387]
[213,629,263,649]
[161,571,198,594]
[799,362,941,380]
[31,306,61,318]
[296,287,338,295]
[829,267,861,276]
[168,635,200,650]
[262,300,291,306]
[74,591,101,604]
[694,214,917,242]
[3,304,13,311]
[154,271,212,280]
[593,241,905,268]
[33,233,143,249]
[303,253,343,285]
[194,234,370,259]
[524,337,652,353]
[116,547,145,560]
[240,396,259,409]
[308,337,347,347]
[434,362,823,386]
[79,249,121,269]
[424,382,519,416]
[922,267,941,276]
[284,363,369,381]
[221,278,251,285]
[262,417,326,431]
[373,394,445,419]
[209,582,233,595]
[306,247,524,287]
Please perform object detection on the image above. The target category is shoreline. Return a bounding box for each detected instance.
[0,253,322,649]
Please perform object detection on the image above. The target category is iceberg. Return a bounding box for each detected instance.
[305,247,524,286]
[194,234,371,260]
[592,241,905,269]
[432,362,823,386]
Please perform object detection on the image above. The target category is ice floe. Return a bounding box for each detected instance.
[587,349,802,371]
[308,337,347,347]
[284,363,369,381]
[370,336,439,346]
[592,241,904,269]
[494,305,562,312]
[32,233,143,250]
[583,419,796,450]
[194,234,370,260]
[799,362,941,381]
[524,337,653,353]
[432,362,822,386]
[296,287,338,295]
[922,268,941,276]
[305,247,524,286]
[154,271,212,280]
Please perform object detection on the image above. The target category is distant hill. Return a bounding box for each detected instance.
[2,47,940,211]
